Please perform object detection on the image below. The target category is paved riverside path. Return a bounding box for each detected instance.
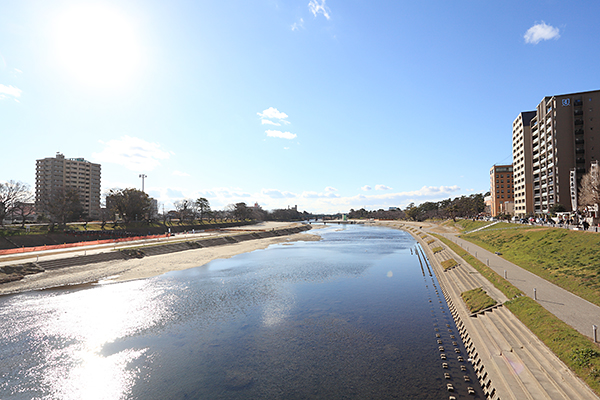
[431,225,600,342]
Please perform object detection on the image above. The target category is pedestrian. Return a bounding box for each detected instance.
[583,220,589,230]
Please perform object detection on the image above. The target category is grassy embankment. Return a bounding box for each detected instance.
[432,226,600,394]
[455,220,600,308]
[461,288,497,313]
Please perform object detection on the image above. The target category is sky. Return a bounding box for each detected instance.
[1,0,600,213]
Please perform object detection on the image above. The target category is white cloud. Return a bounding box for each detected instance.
[172,171,190,177]
[14,69,22,74]
[266,130,297,140]
[301,190,340,199]
[92,135,170,171]
[262,188,297,199]
[291,18,304,31]
[325,186,337,192]
[361,185,372,191]
[375,184,392,191]
[524,22,560,44]
[0,84,22,99]
[259,107,297,140]
[309,0,331,20]
[261,119,281,126]
[258,107,289,121]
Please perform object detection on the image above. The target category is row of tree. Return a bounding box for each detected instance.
[403,194,486,221]
[172,199,311,223]
[349,194,487,222]
[348,208,406,220]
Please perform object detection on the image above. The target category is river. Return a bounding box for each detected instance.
[0,224,482,399]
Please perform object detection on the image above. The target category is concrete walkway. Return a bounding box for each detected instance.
[435,227,600,342]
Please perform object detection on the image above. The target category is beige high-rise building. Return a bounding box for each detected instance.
[512,111,536,216]
[512,89,600,215]
[35,153,101,219]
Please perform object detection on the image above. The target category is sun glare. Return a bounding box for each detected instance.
[53,4,141,88]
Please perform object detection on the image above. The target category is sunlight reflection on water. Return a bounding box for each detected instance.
[1,280,172,399]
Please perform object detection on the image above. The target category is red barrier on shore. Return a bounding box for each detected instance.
[0,234,168,256]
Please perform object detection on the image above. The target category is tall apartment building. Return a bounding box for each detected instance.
[512,111,537,216]
[490,164,514,217]
[512,89,600,215]
[35,153,101,219]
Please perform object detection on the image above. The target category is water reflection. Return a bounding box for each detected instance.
[0,280,172,399]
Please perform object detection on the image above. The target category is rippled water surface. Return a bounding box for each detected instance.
[0,225,481,399]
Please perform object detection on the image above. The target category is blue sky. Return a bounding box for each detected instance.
[1,0,599,213]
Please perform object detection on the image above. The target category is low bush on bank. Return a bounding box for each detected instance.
[441,259,457,270]
[505,296,600,394]
[426,238,435,245]
[461,288,497,313]
[431,246,443,254]
[432,234,522,299]
[463,227,600,308]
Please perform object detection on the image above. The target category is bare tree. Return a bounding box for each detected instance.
[38,187,84,231]
[0,180,33,226]
[13,200,35,227]
[579,165,600,208]
[174,199,195,224]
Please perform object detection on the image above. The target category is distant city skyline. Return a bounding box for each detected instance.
[2,1,600,212]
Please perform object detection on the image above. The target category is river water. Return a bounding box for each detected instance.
[0,225,482,399]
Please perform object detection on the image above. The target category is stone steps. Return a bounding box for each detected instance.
[37,251,125,270]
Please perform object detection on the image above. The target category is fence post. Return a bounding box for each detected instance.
[534,288,537,300]
[594,325,598,343]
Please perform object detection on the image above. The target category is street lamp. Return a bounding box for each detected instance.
[139,174,147,192]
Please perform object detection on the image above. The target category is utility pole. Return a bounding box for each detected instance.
[139,174,147,192]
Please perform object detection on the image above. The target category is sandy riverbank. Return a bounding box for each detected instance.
[0,223,323,296]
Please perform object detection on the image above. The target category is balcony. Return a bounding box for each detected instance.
[575,128,584,135]
[574,99,583,106]
[576,148,585,154]
[577,167,586,173]
[575,119,584,125]
[575,137,585,144]
[576,157,586,164]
